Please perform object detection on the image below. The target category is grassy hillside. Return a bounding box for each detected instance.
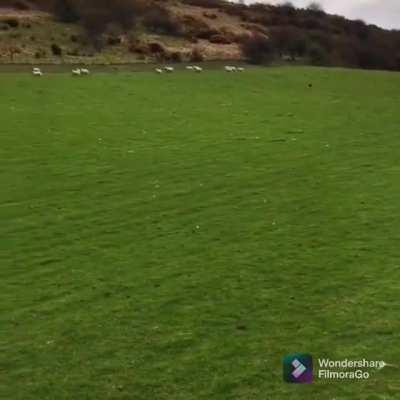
[1,67,400,399]
[0,0,249,64]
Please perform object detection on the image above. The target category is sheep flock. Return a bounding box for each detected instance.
[155,65,245,74]
[31,65,246,77]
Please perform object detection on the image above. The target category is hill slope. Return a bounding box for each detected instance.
[0,0,399,70]
[0,0,252,64]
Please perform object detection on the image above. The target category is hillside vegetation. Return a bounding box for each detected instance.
[0,1,400,68]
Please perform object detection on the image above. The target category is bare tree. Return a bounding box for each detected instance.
[307,2,323,12]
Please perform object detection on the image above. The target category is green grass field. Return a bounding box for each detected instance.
[1,67,400,400]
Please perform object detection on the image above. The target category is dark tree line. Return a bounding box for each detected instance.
[230,1,400,70]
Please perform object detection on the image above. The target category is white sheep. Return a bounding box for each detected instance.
[155,68,163,74]
[32,67,43,75]
[225,66,237,72]
[193,66,203,72]
[186,66,194,70]
[164,66,174,73]
[72,68,81,76]
[80,68,90,75]
[237,67,245,72]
